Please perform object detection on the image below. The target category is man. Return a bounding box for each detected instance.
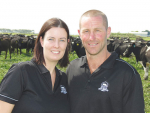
[66,9,145,113]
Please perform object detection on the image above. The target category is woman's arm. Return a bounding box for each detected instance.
[0,100,15,113]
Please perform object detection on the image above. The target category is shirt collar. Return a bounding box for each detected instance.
[100,52,118,69]
[80,55,88,67]
[80,52,118,69]
[31,58,60,77]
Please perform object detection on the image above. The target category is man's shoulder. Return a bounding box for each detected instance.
[66,56,86,74]
[114,58,138,75]
[70,56,86,65]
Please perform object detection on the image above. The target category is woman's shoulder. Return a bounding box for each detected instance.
[6,60,36,77]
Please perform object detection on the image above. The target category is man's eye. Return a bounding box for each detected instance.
[60,40,65,42]
[49,38,53,40]
[83,30,89,33]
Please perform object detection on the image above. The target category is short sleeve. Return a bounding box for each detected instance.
[123,72,145,113]
[0,63,24,104]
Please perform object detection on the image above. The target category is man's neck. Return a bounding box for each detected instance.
[87,51,111,74]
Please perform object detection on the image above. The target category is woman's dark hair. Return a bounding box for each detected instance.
[33,18,70,67]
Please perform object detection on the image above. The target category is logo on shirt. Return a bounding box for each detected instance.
[60,85,67,94]
[98,81,109,92]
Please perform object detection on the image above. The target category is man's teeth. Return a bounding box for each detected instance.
[90,44,97,46]
[52,51,59,53]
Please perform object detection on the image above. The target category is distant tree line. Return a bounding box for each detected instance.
[0,28,34,34]
[142,30,150,35]
[131,30,150,35]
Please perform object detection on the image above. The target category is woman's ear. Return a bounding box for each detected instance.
[40,36,43,47]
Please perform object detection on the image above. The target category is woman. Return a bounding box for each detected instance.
[0,18,70,113]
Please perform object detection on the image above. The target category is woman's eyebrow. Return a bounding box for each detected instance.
[47,36,54,38]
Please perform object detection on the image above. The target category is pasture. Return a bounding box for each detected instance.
[0,47,150,112]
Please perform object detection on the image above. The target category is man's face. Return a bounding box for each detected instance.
[78,16,111,56]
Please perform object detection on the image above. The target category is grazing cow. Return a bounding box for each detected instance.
[0,37,11,59]
[11,36,21,55]
[18,37,29,54]
[124,41,150,80]
[27,37,36,53]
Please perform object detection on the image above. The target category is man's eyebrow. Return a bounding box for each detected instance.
[95,28,103,30]
[60,37,67,39]
[82,29,89,31]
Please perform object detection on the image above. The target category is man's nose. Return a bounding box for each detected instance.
[89,32,95,40]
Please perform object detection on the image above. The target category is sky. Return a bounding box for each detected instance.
[0,0,150,35]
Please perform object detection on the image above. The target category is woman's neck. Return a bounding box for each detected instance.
[43,61,57,90]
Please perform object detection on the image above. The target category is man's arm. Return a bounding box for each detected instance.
[123,73,145,113]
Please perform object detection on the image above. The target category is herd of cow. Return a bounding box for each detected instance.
[70,36,150,80]
[0,34,36,59]
[0,34,150,80]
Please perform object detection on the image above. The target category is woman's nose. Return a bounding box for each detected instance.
[54,40,59,48]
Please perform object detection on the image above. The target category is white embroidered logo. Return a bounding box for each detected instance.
[60,85,67,94]
[98,81,109,92]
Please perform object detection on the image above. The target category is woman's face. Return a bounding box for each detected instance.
[40,27,68,64]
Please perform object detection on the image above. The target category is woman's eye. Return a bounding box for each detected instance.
[49,38,53,41]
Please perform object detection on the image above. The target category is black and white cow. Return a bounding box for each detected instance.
[114,42,133,57]
[107,38,132,57]
[124,40,150,80]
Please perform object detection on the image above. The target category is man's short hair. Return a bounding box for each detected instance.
[79,9,108,30]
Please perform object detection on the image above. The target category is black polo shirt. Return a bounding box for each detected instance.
[0,59,70,113]
[66,52,145,113]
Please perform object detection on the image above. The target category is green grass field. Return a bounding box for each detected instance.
[0,50,150,112]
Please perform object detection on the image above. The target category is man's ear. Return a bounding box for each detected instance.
[107,27,111,39]
[78,30,80,36]
[40,36,43,47]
